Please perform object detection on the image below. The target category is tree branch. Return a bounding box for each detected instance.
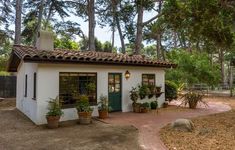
[143,13,162,26]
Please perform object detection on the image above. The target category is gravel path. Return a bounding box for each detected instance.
[102,101,231,150]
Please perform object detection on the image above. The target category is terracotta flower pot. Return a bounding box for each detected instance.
[46,116,60,129]
[98,110,108,119]
[163,102,168,108]
[78,112,92,124]
[132,103,141,113]
[140,107,149,113]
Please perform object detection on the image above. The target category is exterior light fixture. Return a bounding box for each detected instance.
[125,70,130,80]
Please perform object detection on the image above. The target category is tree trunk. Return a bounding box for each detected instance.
[44,4,53,30]
[229,63,233,97]
[156,34,161,60]
[112,0,125,53]
[135,3,143,54]
[88,0,95,51]
[219,49,226,86]
[34,0,45,46]
[111,23,115,50]
[14,0,22,45]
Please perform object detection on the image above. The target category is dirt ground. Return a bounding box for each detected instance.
[160,96,235,150]
[0,99,140,150]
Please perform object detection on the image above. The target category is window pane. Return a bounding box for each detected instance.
[59,72,97,107]
[115,84,120,92]
[142,74,155,86]
[115,75,120,83]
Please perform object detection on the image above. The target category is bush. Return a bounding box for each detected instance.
[141,102,150,109]
[46,97,64,117]
[150,101,158,109]
[76,95,93,112]
[98,95,109,111]
[181,91,207,109]
[165,80,178,102]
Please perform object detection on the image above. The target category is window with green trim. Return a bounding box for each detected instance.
[59,72,97,108]
[142,74,155,86]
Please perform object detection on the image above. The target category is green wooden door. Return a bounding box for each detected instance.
[108,73,122,112]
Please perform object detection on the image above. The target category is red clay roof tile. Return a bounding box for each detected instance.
[8,45,177,72]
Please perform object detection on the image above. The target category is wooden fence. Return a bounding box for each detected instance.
[0,76,16,98]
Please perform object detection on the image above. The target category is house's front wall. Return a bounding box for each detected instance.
[36,63,165,125]
[16,62,38,123]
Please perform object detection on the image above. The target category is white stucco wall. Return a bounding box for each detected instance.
[35,63,166,125]
[16,62,38,123]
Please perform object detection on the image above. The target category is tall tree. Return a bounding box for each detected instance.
[88,0,95,50]
[15,0,22,44]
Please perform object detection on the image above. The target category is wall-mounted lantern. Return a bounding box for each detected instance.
[125,70,131,80]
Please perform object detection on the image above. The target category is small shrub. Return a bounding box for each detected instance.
[165,80,178,102]
[150,101,158,109]
[181,91,207,109]
[138,85,150,99]
[141,102,150,109]
[76,95,93,112]
[46,97,63,117]
[98,95,109,111]
[130,87,139,104]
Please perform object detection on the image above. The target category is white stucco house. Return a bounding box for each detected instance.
[8,31,176,125]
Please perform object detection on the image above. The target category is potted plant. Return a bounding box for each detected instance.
[181,91,207,109]
[148,85,155,99]
[138,85,149,99]
[76,95,93,124]
[46,96,63,129]
[150,101,158,110]
[163,101,169,108]
[155,86,162,93]
[98,95,109,119]
[130,87,140,112]
[140,102,150,113]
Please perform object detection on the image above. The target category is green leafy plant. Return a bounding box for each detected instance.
[86,82,96,93]
[138,85,150,99]
[98,95,110,111]
[148,85,156,98]
[46,96,64,117]
[165,80,178,102]
[180,91,208,109]
[76,95,93,112]
[141,102,150,109]
[150,101,158,109]
[130,87,139,104]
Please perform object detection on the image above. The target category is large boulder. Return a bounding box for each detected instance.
[171,119,194,132]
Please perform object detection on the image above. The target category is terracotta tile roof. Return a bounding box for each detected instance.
[8,45,177,72]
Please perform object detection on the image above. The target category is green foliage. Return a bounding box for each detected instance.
[162,0,235,49]
[46,97,64,117]
[181,91,207,109]
[76,95,93,112]
[150,101,158,109]
[98,95,109,111]
[138,84,150,99]
[130,87,139,104]
[141,102,150,109]
[166,49,220,86]
[0,56,8,72]
[54,37,79,50]
[165,80,178,102]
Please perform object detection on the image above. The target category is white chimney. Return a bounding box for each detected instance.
[36,30,54,51]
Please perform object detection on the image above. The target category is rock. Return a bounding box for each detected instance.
[171,119,194,132]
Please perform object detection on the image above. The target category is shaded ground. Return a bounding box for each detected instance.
[0,99,140,150]
[160,96,235,150]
